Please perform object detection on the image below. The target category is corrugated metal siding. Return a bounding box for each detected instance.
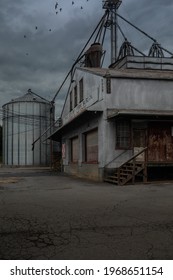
[3,99,53,166]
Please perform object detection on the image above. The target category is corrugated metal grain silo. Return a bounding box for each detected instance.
[2,89,54,166]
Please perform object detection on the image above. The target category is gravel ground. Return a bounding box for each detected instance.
[0,167,173,260]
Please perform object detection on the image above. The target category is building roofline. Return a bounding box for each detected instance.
[49,110,102,141]
[76,54,173,80]
[107,108,173,119]
[2,90,51,108]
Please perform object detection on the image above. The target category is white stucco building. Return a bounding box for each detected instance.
[50,55,173,184]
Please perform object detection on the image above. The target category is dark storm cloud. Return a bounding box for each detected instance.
[0,0,173,117]
[0,0,103,115]
[120,0,173,52]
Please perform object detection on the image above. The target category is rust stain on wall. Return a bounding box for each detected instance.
[148,123,173,162]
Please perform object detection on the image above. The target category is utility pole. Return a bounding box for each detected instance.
[102,0,122,64]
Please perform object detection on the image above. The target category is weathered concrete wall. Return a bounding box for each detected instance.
[62,114,100,164]
[61,113,104,181]
[63,68,173,118]
[60,68,173,180]
[64,164,103,181]
[61,69,105,124]
[106,78,173,111]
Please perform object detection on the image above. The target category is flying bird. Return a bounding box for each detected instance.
[60,8,62,11]
[72,1,74,4]
[24,35,26,38]
[55,2,58,9]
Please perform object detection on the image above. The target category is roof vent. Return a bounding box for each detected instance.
[117,39,134,59]
[148,42,164,58]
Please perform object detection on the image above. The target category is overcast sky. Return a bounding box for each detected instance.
[1,0,173,118]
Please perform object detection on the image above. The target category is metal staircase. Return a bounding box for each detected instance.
[104,147,147,185]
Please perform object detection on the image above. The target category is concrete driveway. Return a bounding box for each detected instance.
[0,167,173,260]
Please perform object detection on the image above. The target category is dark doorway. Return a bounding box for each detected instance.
[148,165,173,181]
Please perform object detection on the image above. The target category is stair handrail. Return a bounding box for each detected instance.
[105,147,148,169]
[104,146,132,168]
[118,147,148,169]
[117,147,148,185]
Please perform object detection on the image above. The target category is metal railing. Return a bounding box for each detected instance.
[104,146,132,169]
[104,147,148,184]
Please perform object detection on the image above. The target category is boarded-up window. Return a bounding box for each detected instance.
[85,129,98,163]
[70,91,73,111]
[74,85,78,107]
[79,78,84,102]
[116,120,131,149]
[62,143,66,159]
[71,137,79,163]
[106,77,111,94]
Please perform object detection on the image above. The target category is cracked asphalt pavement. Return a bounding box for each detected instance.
[0,167,173,260]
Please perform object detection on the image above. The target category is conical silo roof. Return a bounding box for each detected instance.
[3,89,50,107]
